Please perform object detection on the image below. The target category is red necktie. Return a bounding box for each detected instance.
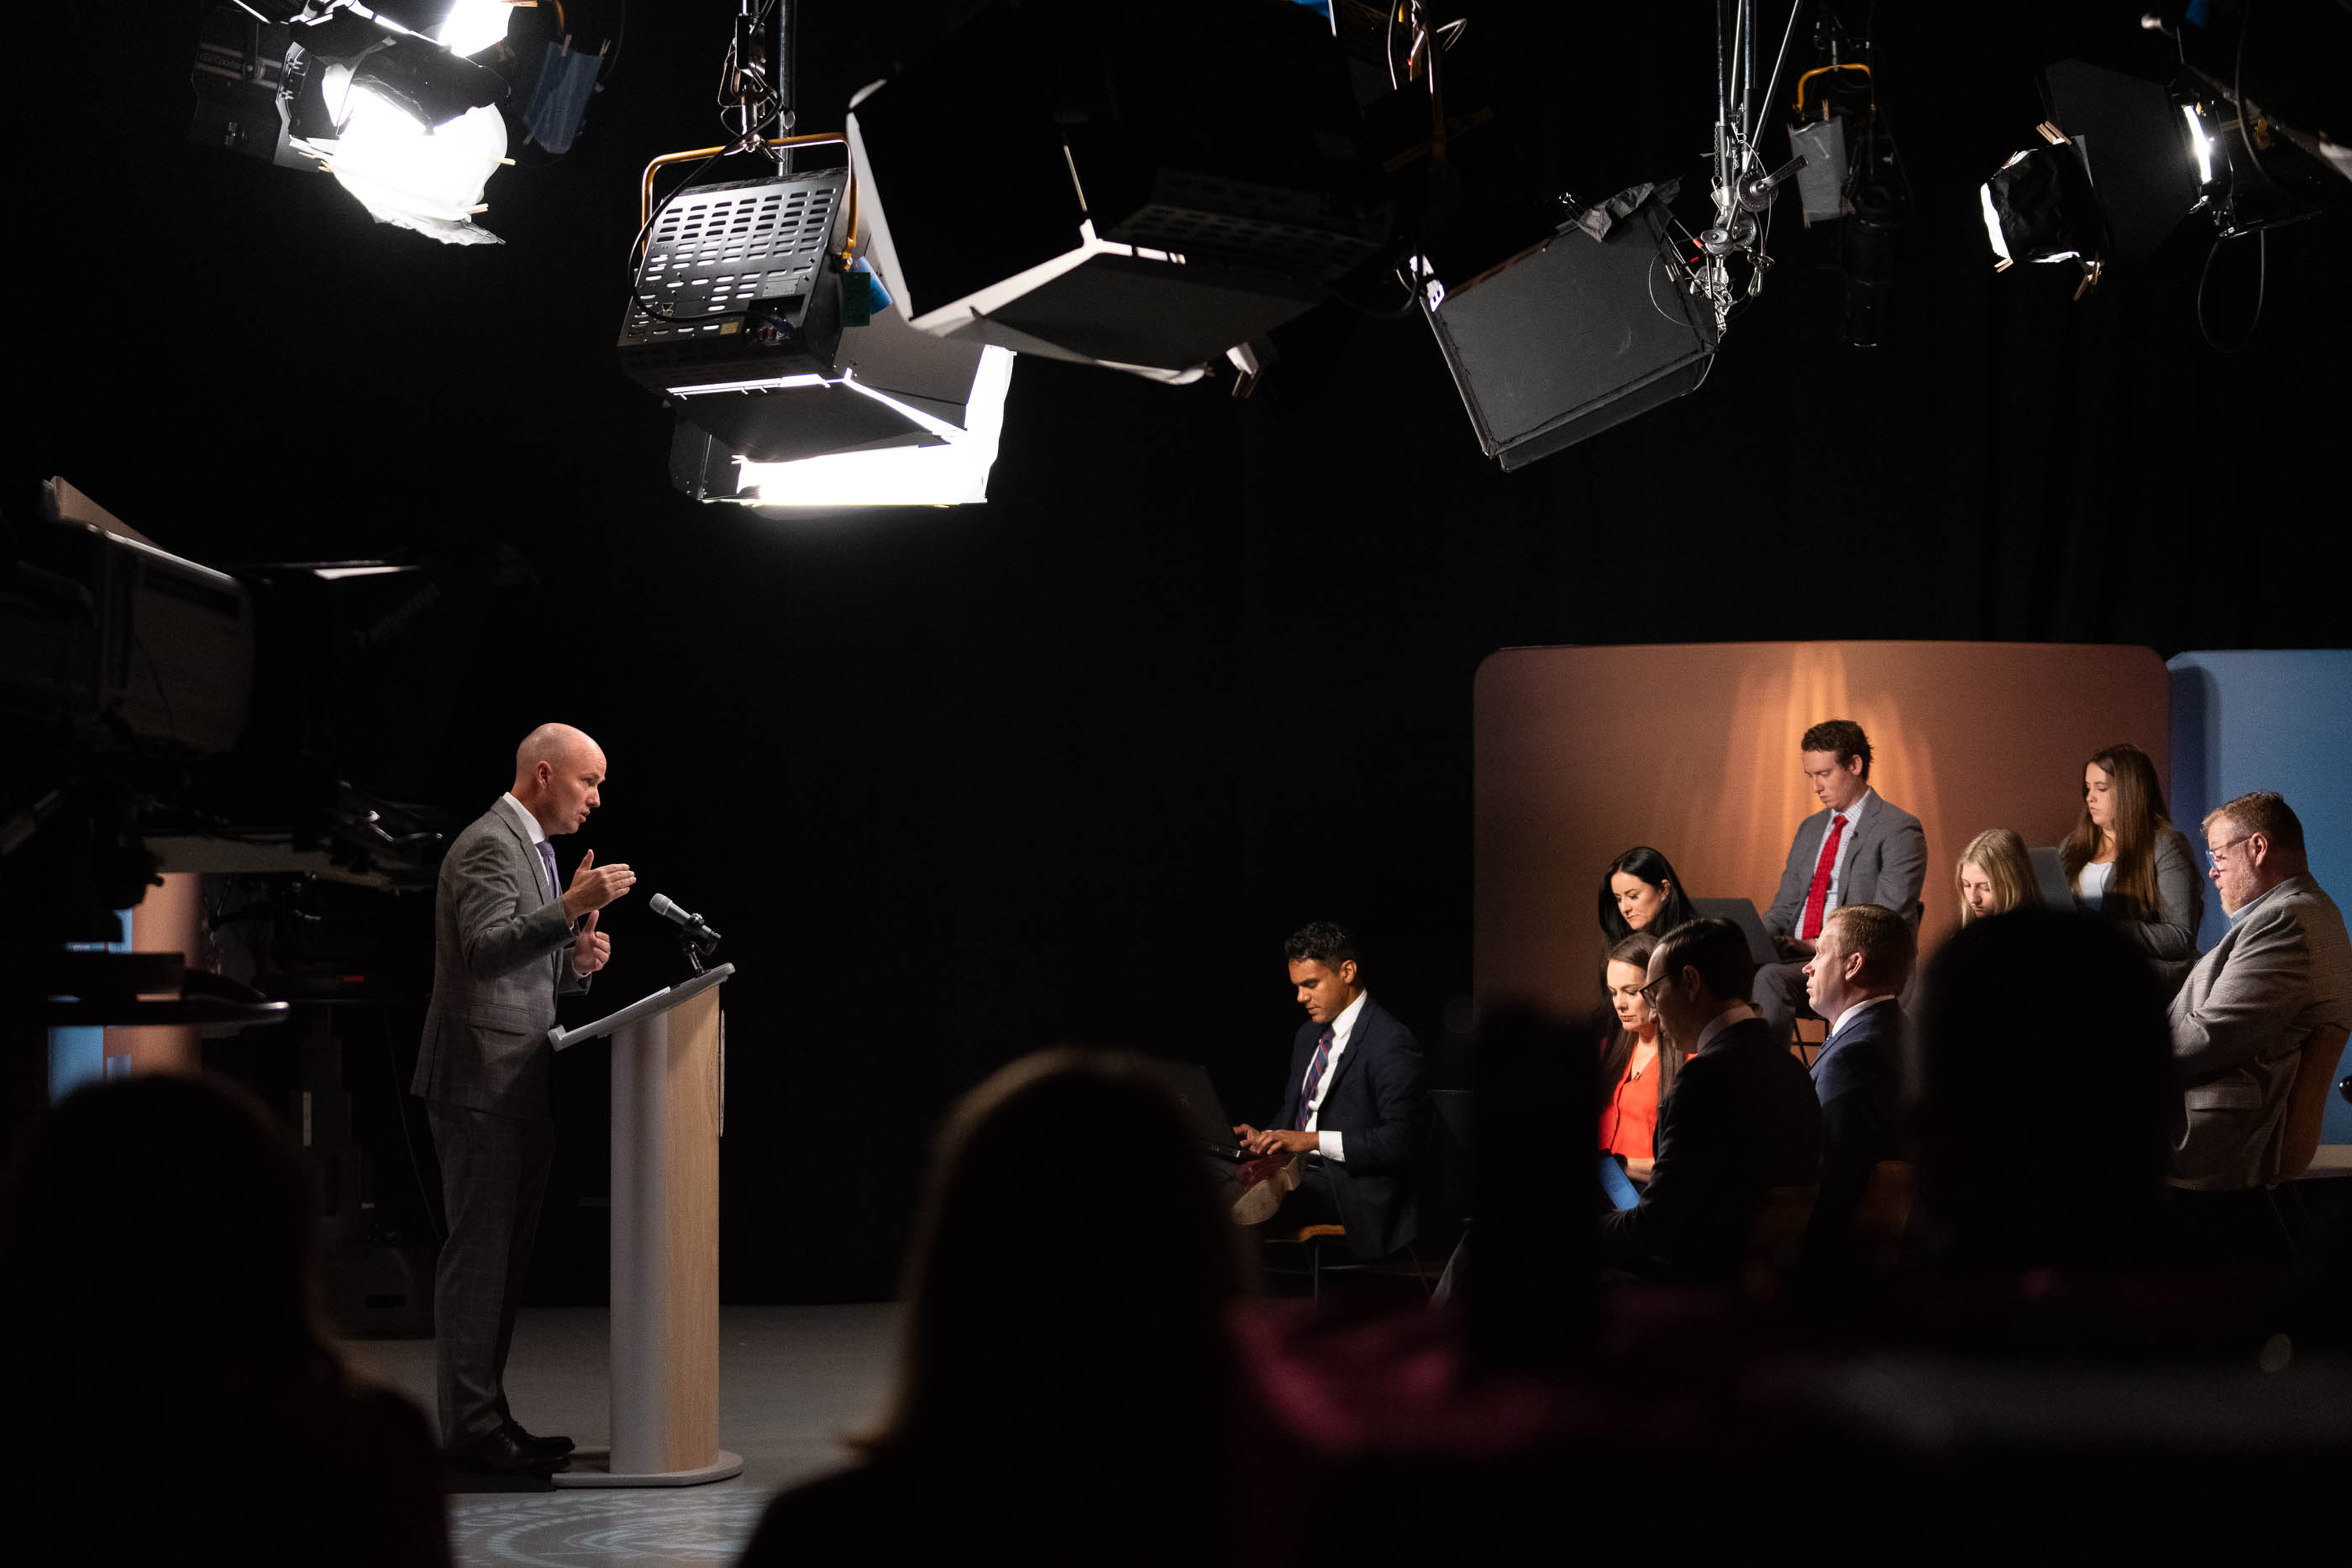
[1800,813,1849,941]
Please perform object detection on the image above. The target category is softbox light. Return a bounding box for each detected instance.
[662,188,1018,509]
[1423,196,1716,470]
[844,0,1387,376]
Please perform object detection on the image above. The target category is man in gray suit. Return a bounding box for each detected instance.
[2170,791,2352,1192]
[414,723,637,1473]
[1752,720,1928,1040]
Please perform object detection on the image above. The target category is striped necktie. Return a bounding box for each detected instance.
[1294,1026,1336,1131]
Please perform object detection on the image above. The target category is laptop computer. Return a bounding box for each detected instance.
[2030,845,2076,908]
[1154,1060,1250,1162]
[1690,897,1780,966]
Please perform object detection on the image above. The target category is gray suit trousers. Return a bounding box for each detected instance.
[426,1102,556,1444]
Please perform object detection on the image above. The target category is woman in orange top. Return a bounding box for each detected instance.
[1595,931,1682,1182]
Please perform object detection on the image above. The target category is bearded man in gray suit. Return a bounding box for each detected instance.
[1752,720,1929,1041]
[2171,791,2352,1192]
[413,723,637,1473]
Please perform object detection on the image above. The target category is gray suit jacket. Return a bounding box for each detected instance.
[411,802,587,1118]
[2169,873,2352,1191]
[1762,793,1929,937]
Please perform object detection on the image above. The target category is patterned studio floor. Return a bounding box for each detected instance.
[447,1490,771,1566]
[341,1304,897,1568]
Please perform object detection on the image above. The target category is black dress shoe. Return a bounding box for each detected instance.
[448,1425,568,1475]
[505,1421,575,1459]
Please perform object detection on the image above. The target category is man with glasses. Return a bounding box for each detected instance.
[1600,918,1821,1280]
[2169,791,2352,1192]
[1752,720,1929,1041]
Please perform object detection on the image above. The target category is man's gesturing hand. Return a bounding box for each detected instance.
[572,909,612,975]
[562,848,637,923]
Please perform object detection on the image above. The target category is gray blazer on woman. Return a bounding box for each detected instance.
[2079,826,2203,995]
[410,803,587,1118]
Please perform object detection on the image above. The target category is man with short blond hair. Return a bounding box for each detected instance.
[2169,791,2352,1192]
[1799,903,1915,1273]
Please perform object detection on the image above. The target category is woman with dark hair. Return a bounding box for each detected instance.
[2059,742,2202,993]
[739,1050,1244,1563]
[1597,845,1698,944]
[1595,931,1683,1184]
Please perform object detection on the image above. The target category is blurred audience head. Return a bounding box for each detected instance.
[0,1073,321,1404]
[874,1049,1240,1465]
[1646,918,1754,1051]
[1598,846,1696,942]
[2203,791,2307,915]
[1914,909,2171,1273]
[1957,828,2040,925]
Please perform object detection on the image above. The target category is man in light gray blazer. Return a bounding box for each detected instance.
[1752,720,1929,1040]
[413,723,636,1472]
[2170,791,2352,1192]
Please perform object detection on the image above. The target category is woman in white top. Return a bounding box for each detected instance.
[2057,742,2202,993]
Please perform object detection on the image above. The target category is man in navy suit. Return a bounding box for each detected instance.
[1600,918,1821,1280]
[1753,719,1929,1040]
[1233,922,1428,1261]
[1798,902,1912,1274]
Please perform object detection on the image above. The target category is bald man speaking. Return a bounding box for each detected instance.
[412,724,636,1473]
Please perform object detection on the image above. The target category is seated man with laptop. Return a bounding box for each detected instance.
[1229,922,1428,1261]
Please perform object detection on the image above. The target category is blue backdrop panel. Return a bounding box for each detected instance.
[2169,650,2352,1142]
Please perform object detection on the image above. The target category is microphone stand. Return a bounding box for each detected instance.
[679,927,720,977]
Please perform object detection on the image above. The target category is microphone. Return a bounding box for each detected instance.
[648,893,723,944]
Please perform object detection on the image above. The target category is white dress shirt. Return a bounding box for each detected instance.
[1824,992,1896,1049]
[498,792,559,904]
[1810,788,1877,922]
[1301,989,1368,1163]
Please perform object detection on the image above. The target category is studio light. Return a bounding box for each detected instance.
[732,347,1015,509]
[843,0,1388,378]
[191,2,514,245]
[1981,41,2352,293]
[650,162,1020,510]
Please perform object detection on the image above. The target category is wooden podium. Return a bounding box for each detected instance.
[545,964,741,1486]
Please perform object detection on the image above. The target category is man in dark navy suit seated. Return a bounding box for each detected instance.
[1797,902,1913,1275]
[1599,918,1822,1281]
[1232,922,1429,1261]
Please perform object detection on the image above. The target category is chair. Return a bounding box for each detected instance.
[2259,1023,2350,1258]
[1260,1223,1425,1303]
[2263,1024,2349,1187]
[1740,1184,1818,1302]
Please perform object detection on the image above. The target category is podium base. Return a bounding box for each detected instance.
[548,1447,745,1489]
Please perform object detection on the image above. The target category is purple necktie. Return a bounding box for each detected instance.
[536,840,561,905]
[1294,1027,1335,1131]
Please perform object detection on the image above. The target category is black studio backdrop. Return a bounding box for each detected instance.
[8,3,2345,1302]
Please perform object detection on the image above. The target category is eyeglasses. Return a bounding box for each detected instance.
[2206,835,2255,869]
[1639,975,1671,1007]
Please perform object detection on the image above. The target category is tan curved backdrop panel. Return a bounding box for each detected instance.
[1472,641,2170,1017]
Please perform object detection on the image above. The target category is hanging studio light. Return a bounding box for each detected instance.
[628,162,1018,510]
[190,2,512,245]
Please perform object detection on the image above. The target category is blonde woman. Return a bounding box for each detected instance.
[1956,828,2040,925]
